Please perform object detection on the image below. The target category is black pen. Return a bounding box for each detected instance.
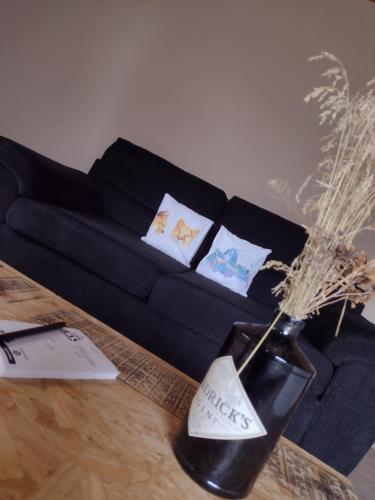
[0,322,66,342]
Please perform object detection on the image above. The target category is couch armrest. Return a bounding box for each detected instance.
[322,312,375,366]
[298,360,375,474]
[0,137,102,219]
[302,306,375,366]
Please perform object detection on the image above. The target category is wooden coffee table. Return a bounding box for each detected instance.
[0,261,357,499]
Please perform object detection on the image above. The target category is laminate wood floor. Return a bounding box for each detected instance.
[350,448,375,500]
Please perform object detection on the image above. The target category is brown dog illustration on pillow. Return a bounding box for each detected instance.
[171,219,200,245]
[152,210,169,234]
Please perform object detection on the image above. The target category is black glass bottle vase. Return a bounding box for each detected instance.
[173,312,316,498]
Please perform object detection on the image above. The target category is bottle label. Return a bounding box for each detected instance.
[188,356,267,440]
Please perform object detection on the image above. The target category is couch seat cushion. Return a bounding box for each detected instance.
[149,271,333,395]
[149,271,275,344]
[6,198,186,298]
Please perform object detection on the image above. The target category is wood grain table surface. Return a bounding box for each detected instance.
[0,261,358,500]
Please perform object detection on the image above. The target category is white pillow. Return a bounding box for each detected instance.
[196,225,271,296]
[142,193,213,266]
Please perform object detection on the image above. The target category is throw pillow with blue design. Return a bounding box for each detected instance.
[196,226,271,296]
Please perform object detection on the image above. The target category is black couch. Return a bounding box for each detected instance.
[0,136,374,475]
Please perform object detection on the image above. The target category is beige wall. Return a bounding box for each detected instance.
[0,0,374,320]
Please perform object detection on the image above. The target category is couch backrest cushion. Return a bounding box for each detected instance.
[89,138,227,234]
[217,196,307,264]
[211,196,308,305]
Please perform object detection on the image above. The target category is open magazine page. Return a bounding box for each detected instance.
[0,320,119,380]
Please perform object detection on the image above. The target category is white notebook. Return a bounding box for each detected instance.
[0,320,119,380]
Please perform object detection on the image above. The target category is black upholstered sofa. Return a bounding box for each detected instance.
[0,136,374,475]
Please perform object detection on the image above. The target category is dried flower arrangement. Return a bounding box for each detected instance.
[264,52,375,328]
